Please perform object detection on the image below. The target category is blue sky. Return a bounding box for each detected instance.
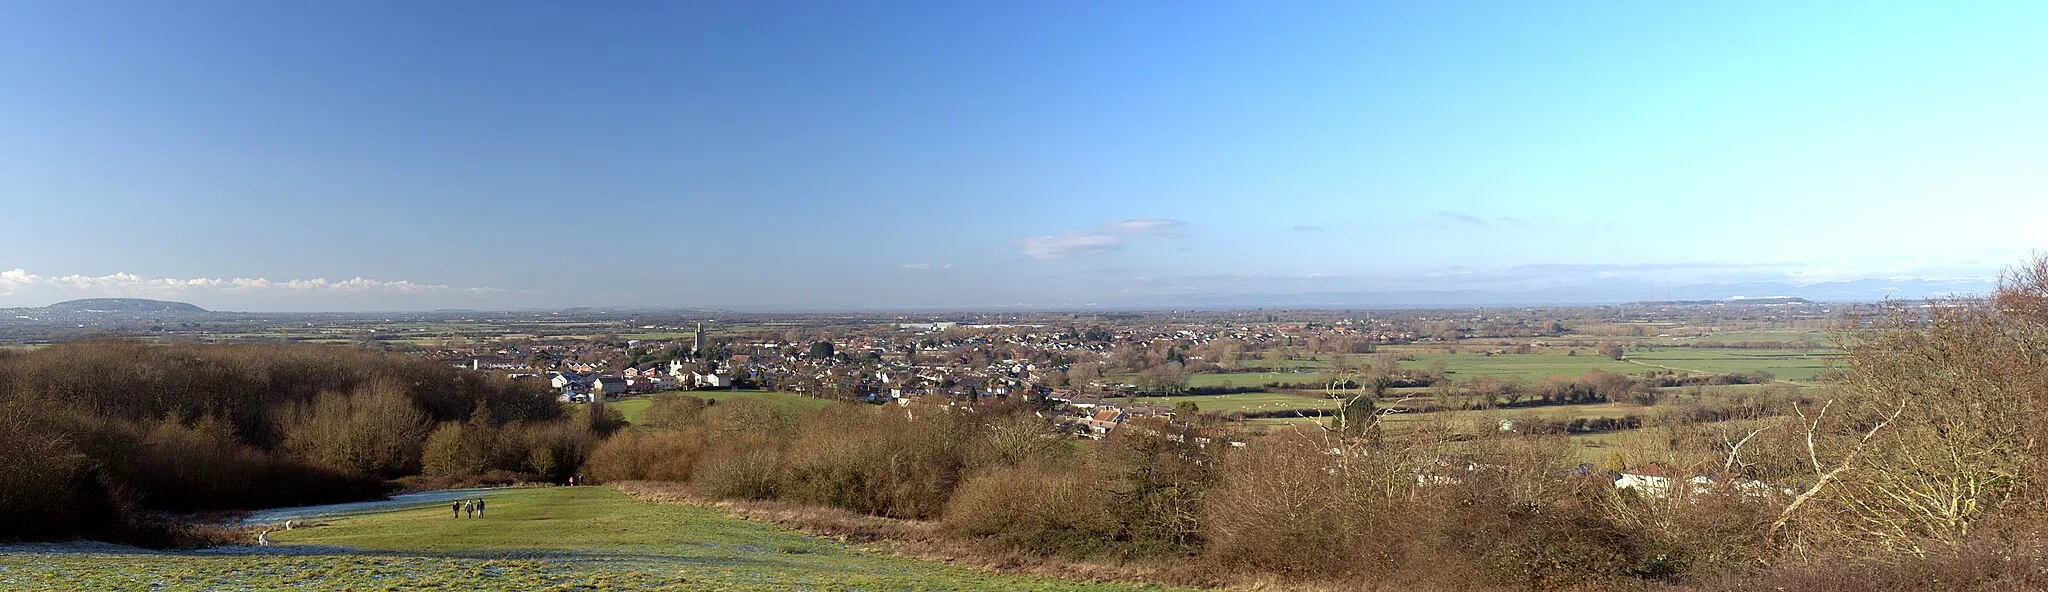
[2,1,2044,311]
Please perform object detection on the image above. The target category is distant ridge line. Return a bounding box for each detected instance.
[43,298,208,313]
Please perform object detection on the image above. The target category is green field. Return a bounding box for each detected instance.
[1395,349,1640,381]
[1619,348,1837,382]
[1226,348,1647,382]
[1148,346,1831,425]
[0,487,1186,592]
[1390,402,1643,425]
[1180,345,1834,388]
[1643,330,1832,345]
[619,332,696,340]
[609,389,833,425]
[1134,391,1339,414]
[1108,371,1317,389]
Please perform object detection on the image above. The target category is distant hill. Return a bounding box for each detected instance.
[44,298,208,314]
[1627,297,1815,306]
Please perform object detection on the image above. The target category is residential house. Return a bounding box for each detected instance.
[1082,408,1125,437]
[1614,464,1674,496]
[591,376,628,398]
[549,371,586,391]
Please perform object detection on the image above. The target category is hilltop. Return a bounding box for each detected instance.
[43,298,208,314]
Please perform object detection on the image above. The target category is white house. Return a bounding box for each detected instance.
[1615,465,1781,499]
[1614,466,1674,496]
[549,371,584,390]
[591,376,628,397]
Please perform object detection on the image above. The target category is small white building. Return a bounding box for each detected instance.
[591,377,628,397]
[1614,467,1674,496]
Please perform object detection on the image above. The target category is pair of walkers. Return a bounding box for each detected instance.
[451,497,488,518]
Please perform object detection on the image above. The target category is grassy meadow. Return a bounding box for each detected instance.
[1106,371,1312,389]
[1619,348,1836,381]
[1160,339,1835,456]
[0,486,1189,592]
[610,389,831,425]
[1144,343,1830,419]
[1395,348,1638,380]
[1134,391,1338,414]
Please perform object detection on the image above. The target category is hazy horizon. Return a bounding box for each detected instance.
[5,2,2043,312]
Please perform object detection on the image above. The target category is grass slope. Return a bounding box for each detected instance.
[0,486,1181,591]
[610,390,832,425]
[1133,392,1338,414]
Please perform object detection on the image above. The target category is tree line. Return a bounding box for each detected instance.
[0,340,601,545]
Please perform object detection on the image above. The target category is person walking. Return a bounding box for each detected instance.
[475,498,486,518]
[452,500,462,518]
[463,499,474,518]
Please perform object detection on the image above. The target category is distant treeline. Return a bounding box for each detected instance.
[0,340,603,545]
[1139,385,1267,396]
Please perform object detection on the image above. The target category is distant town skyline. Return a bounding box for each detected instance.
[4,2,2044,312]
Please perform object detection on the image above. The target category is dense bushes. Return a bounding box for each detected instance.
[1196,428,1696,589]
[0,341,593,544]
[0,340,559,440]
[279,384,431,478]
[781,404,972,518]
[589,399,1061,519]
[593,391,1936,589]
[639,392,711,429]
[594,393,1756,588]
[591,398,1233,560]
[944,460,1120,556]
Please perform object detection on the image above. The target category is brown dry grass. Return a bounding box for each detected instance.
[1665,538,2048,592]
[615,481,1237,589]
[615,481,1585,592]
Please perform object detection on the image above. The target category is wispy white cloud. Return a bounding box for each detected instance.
[1014,218,1187,259]
[1435,211,1543,227]
[900,263,954,270]
[1435,210,1487,226]
[0,268,508,300]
